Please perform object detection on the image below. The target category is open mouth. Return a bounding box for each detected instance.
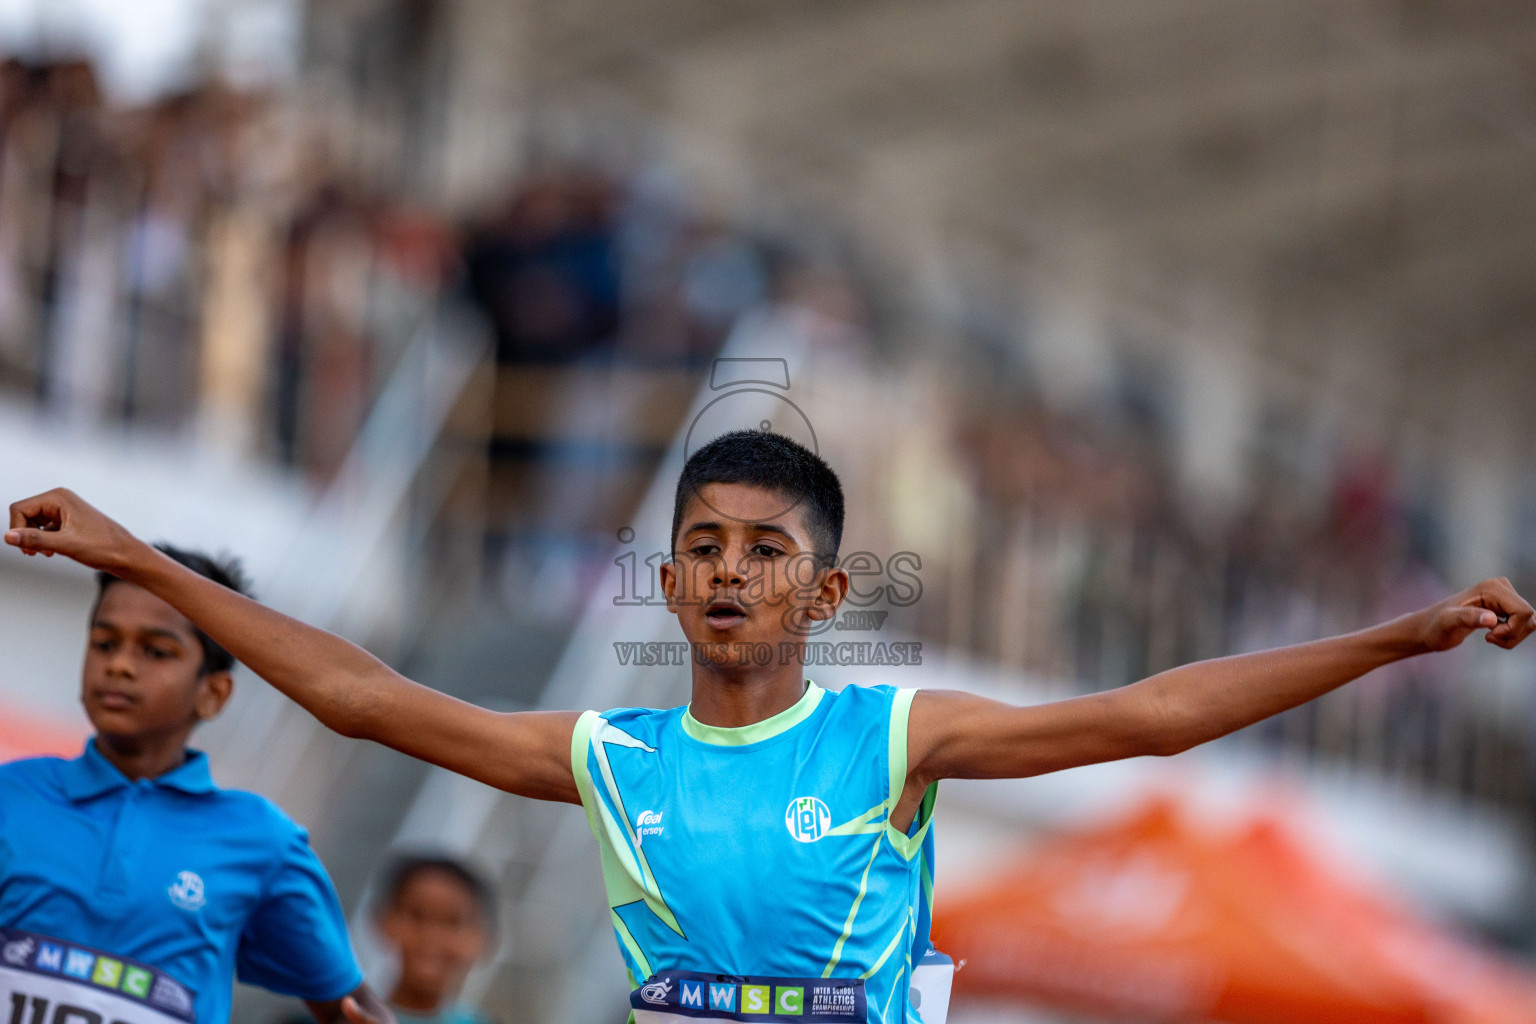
[705,599,748,630]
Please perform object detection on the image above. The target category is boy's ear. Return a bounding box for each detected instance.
[471,919,496,960]
[659,556,708,609]
[805,566,849,621]
[194,671,234,721]
[659,559,678,613]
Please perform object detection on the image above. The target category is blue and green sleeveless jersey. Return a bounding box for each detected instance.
[571,682,938,1024]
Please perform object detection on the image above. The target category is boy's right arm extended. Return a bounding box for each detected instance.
[7,488,581,804]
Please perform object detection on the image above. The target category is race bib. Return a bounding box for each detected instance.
[908,949,953,1024]
[631,970,866,1022]
[0,930,195,1024]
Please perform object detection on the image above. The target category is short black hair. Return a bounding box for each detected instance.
[95,544,251,677]
[374,853,496,930]
[672,430,845,569]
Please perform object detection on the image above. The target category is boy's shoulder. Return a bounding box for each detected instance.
[590,703,685,744]
[0,753,63,772]
[188,777,317,855]
[153,750,308,845]
[805,681,906,710]
[0,754,312,874]
[590,681,904,735]
[596,703,685,724]
[0,754,69,792]
[208,784,302,830]
[819,680,903,702]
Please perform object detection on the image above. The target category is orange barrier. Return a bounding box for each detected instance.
[0,705,86,763]
[932,797,1536,1024]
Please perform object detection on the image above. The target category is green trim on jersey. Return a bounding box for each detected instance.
[821,834,886,978]
[883,689,934,860]
[887,688,915,804]
[571,710,602,820]
[680,682,826,745]
[572,710,687,939]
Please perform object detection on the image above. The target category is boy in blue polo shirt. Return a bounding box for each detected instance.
[7,432,1536,1024]
[0,546,391,1024]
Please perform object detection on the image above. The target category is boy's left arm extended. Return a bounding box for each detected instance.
[901,577,1534,800]
[6,488,581,804]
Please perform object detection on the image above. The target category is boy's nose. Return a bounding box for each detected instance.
[712,552,746,587]
[711,564,745,587]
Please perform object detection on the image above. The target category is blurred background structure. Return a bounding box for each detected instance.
[2,1,1536,1021]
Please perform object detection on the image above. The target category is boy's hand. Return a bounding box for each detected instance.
[1416,577,1536,652]
[305,987,396,1024]
[6,488,143,573]
[340,1000,384,1024]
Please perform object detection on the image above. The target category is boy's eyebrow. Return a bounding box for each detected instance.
[91,619,187,644]
[135,628,189,644]
[681,521,798,542]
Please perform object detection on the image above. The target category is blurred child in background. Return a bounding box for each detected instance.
[371,855,498,1024]
[280,854,496,1024]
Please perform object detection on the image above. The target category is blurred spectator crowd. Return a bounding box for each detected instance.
[0,55,774,480]
[927,387,1529,811]
[0,55,455,476]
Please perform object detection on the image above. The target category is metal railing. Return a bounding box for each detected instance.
[200,302,491,811]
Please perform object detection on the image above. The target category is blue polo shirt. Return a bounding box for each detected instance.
[0,742,363,1023]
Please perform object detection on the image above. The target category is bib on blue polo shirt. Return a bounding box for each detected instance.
[1,928,195,1024]
[571,683,940,1024]
[0,744,363,1024]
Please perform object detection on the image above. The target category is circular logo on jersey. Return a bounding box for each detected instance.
[167,870,206,912]
[784,795,831,843]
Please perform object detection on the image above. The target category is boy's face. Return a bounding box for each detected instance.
[379,871,489,1001]
[661,482,847,655]
[81,582,230,745]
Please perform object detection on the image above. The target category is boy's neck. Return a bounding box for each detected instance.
[688,663,808,728]
[93,731,191,781]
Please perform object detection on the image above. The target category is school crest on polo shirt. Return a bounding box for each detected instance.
[166,872,206,913]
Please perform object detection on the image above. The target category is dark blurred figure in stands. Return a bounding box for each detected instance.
[462,172,620,366]
[0,59,106,403]
[274,177,376,473]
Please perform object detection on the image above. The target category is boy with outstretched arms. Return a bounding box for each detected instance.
[0,547,392,1024]
[9,431,1535,1024]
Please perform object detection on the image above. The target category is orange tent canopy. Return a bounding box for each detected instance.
[932,797,1536,1024]
[0,702,86,763]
